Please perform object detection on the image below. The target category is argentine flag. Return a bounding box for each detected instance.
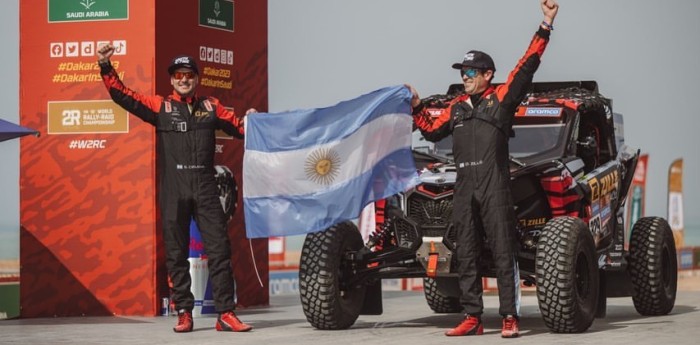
[243,85,419,238]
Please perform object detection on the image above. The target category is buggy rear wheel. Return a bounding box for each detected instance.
[628,217,677,315]
[299,221,366,329]
[536,216,599,333]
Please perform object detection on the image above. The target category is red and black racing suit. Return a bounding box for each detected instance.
[100,62,245,313]
[413,27,550,317]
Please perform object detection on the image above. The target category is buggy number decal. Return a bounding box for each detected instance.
[589,214,602,235]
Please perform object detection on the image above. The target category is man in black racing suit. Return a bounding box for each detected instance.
[97,44,254,334]
[407,0,559,338]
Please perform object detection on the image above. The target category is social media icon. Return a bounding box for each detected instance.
[66,42,79,57]
[50,43,63,57]
[112,40,127,55]
[81,41,94,56]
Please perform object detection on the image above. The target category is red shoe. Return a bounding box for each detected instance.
[216,311,253,332]
[501,315,520,338]
[445,314,483,336]
[173,310,193,333]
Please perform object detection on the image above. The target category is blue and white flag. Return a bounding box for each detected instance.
[243,85,419,238]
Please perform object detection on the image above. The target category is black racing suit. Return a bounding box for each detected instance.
[413,27,550,317]
[100,62,245,313]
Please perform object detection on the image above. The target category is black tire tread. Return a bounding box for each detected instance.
[536,216,598,333]
[299,222,365,330]
[423,278,461,313]
[628,217,677,316]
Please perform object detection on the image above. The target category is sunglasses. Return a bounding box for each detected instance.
[460,68,480,78]
[172,71,196,80]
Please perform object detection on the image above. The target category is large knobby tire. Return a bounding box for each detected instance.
[299,221,366,330]
[628,217,677,315]
[536,216,599,333]
[423,278,461,313]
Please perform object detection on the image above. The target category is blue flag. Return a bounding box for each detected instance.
[243,85,419,238]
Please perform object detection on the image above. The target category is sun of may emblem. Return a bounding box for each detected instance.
[304,148,341,185]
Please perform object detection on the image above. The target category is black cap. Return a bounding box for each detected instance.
[451,50,496,72]
[168,55,199,75]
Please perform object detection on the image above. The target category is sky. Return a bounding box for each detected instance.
[2,1,699,258]
[267,0,700,229]
[0,1,19,258]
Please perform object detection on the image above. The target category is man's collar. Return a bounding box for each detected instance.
[482,85,496,98]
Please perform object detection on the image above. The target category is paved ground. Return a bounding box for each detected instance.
[1,276,700,345]
[678,271,700,291]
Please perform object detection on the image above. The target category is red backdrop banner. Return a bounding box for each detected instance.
[20,0,268,317]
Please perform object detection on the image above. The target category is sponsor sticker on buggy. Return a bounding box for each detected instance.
[520,107,563,117]
[591,201,600,215]
[427,109,443,117]
[601,197,612,224]
[587,169,619,202]
[519,217,547,228]
[589,214,602,235]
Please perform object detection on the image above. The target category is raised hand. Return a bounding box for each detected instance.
[97,44,115,64]
[404,84,422,108]
[541,0,559,25]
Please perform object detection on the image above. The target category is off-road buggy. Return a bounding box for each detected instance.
[298,81,677,333]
